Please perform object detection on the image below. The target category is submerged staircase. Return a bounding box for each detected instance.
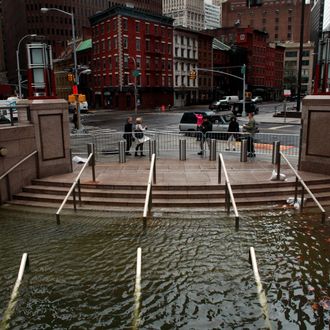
[7,178,330,212]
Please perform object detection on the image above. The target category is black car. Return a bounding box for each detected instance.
[232,101,259,116]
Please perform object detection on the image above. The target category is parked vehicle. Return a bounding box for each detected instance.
[0,99,18,122]
[68,101,89,113]
[209,100,231,111]
[179,110,241,139]
[209,95,239,111]
[232,101,259,116]
[252,96,263,103]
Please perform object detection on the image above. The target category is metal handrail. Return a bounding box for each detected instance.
[1,253,29,328]
[218,153,240,228]
[143,153,156,221]
[280,152,326,223]
[55,152,94,224]
[249,247,272,329]
[0,150,39,203]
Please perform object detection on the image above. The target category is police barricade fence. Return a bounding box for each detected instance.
[70,130,299,161]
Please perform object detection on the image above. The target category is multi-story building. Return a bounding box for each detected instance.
[206,27,284,100]
[279,42,314,96]
[163,0,204,31]
[198,32,214,103]
[173,27,199,107]
[221,0,311,43]
[1,0,162,87]
[204,2,221,30]
[90,6,174,110]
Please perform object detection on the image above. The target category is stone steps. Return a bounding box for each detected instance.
[7,177,330,213]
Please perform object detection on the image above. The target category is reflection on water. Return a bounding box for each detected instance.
[0,206,329,329]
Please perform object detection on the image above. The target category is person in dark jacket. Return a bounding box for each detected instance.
[226,116,240,151]
[123,117,134,155]
[198,116,212,155]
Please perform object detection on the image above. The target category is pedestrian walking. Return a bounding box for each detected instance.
[243,112,257,157]
[123,116,134,155]
[195,113,204,141]
[225,116,240,151]
[134,117,149,157]
[198,116,212,155]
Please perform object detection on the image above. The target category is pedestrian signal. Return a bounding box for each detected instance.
[67,73,74,82]
[189,70,197,80]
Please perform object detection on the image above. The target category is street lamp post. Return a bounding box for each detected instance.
[41,7,81,128]
[129,56,138,115]
[16,34,37,98]
[40,8,78,84]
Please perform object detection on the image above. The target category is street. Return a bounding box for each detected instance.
[80,101,301,135]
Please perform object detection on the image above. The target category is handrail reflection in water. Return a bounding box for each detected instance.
[0,253,29,329]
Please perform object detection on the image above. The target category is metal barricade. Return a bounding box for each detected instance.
[149,139,156,160]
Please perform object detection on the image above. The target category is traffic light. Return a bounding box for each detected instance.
[241,64,246,75]
[189,70,197,80]
[247,0,262,7]
[67,73,74,82]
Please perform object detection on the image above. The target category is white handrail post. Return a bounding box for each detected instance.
[1,253,29,328]
[218,153,222,184]
[133,247,142,330]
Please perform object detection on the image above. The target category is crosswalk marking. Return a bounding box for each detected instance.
[269,125,296,130]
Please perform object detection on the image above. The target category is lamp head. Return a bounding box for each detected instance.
[40,7,49,13]
[30,34,37,37]
[82,69,92,75]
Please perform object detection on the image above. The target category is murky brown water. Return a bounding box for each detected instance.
[0,206,329,329]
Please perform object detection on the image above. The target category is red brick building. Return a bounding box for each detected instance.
[206,27,284,100]
[90,6,174,109]
[222,0,311,44]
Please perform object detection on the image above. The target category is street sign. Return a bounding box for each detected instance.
[283,89,291,97]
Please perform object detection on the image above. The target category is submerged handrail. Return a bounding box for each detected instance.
[56,152,94,224]
[1,253,29,328]
[218,153,240,228]
[143,153,156,221]
[249,247,272,329]
[0,150,38,203]
[280,152,326,223]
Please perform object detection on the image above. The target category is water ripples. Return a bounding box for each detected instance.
[0,207,329,329]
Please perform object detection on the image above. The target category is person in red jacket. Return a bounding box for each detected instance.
[195,113,203,141]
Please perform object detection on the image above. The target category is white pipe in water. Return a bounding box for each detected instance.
[1,253,29,329]
[132,247,142,330]
[249,247,272,330]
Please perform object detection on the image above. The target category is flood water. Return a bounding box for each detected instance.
[0,206,329,329]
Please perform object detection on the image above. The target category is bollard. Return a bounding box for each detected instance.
[149,139,156,161]
[240,139,247,162]
[272,141,280,164]
[179,139,186,161]
[118,140,126,163]
[87,143,96,181]
[209,139,217,161]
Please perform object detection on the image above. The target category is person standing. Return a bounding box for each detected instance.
[243,112,257,157]
[134,117,149,157]
[195,113,204,141]
[123,117,134,155]
[226,116,240,151]
[198,116,212,155]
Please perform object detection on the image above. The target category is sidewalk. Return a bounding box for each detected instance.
[47,154,329,187]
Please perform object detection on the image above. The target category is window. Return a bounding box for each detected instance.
[136,39,141,51]
[146,40,150,51]
[123,36,128,49]
[108,39,111,51]
[286,51,297,57]
[301,60,309,66]
[136,57,141,68]
[136,21,140,32]
[302,50,310,57]
[124,55,128,68]
[123,19,128,31]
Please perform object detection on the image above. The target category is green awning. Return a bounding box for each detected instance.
[77,39,92,52]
